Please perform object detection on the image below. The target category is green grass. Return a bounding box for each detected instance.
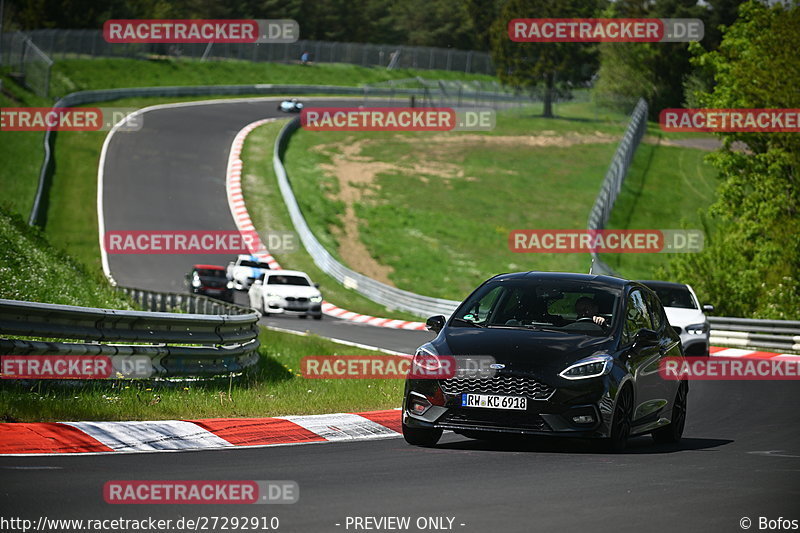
[0,328,403,422]
[275,101,719,300]
[0,203,404,422]
[240,121,421,321]
[604,132,718,279]
[0,205,131,308]
[0,72,52,220]
[48,57,494,99]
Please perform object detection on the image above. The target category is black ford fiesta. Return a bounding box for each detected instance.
[402,272,687,451]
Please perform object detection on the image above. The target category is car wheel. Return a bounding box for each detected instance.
[299,314,307,319]
[402,422,442,447]
[652,382,687,445]
[260,300,270,317]
[313,314,322,320]
[608,385,633,452]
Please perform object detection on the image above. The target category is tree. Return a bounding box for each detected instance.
[489,0,600,118]
[666,0,800,319]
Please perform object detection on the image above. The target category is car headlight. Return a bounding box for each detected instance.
[559,355,613,380]
[226,281,234,289]
[686,322,709,335]
[310,295,323,303]
[264,292,278,298]
[191,279,201,288]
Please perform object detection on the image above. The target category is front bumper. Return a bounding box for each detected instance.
[265,298,322,315]
[403,375,616,438]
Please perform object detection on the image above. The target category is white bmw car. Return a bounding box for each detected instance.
[640,280,713,356]
[248,270,323,319]
[227,254,272,291]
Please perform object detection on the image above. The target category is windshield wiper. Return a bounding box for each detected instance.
[451,317,485,328]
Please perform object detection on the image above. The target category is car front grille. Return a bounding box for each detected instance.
[285,297,308,302]
[439,374,555,400]
[439,410,551,432]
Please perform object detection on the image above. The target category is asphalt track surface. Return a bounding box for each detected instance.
[8,98,794,532]
[101,96,433,350]
[2,380,799,532]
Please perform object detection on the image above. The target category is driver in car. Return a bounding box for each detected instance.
[575,297,606,326]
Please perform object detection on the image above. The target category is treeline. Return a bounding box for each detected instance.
[6,0,489,50]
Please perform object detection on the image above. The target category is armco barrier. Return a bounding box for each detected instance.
[117,286,252,316]
[273,117,460,319]
[28,84,533,227]
[708,316,800,354]
[587,98,648,276]
[0,298,261,376]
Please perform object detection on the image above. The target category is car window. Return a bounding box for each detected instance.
[622,289,652,344]
[648,285,696,309]
[646,291,666,331]
[196,269,225,278]
[461,285,502,324]
[240,260,270,269]
[267,275,311,286]
[452,279,619,336]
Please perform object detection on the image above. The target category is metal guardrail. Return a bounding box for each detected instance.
[28,84,534,227]
[0,298,261,376]
[587,98,649,276]
[273,117,460,319]
[6,30,494,75]
[118,286,252,316]
[709,317,800,354]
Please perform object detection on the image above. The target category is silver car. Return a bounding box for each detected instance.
[640,281,713,356]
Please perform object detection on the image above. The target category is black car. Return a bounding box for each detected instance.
[402,272,687,451]
[185,264,234,303]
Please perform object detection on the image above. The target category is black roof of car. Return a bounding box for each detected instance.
[490,271,630,288]
[637,280,689,290]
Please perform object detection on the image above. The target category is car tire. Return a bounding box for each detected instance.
[608,385,633,453]
[299,315,307,319]
[313,314,322,320]
[402,422,442,447]
[652,382,687,445]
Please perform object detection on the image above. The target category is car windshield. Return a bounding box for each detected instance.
[239,260,270,269]
[267,275,310,286]
[196,269,225,278]
[452,279,620,336]
[646,285,696,309]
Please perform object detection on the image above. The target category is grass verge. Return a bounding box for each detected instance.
[273,101,719,300]
[241,121,422,321]
[0,328,400,422]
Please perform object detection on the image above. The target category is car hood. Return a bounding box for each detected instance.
[262,285,320,298]
[441,327,615,376]
[664,307,706,328]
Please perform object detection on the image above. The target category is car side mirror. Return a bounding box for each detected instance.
[314,283,320,288]
[634,328,659,348]
[426,315,446,333]
[702,304,714,313]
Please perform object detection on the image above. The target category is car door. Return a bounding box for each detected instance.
[621,288,664,424]
[646,289,682,410]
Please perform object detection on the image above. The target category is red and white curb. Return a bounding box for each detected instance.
[709,346,800,360]
[225,119,426,331]
[0,410,402,456]
[3,348,799,455]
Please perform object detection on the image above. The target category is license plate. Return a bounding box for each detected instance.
[461,393,527,410]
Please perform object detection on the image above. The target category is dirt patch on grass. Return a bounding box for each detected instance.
[309,131,617,282]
